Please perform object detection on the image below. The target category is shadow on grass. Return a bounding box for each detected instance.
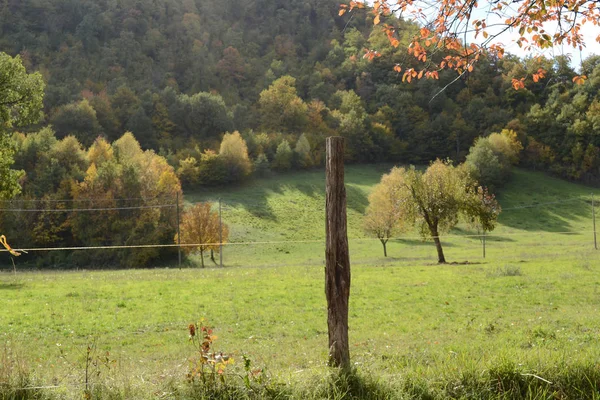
[396,238,456,248]
[307,368,404,400]
[185,166,378,221]
[497,169,599,233]
[0,281,24,290]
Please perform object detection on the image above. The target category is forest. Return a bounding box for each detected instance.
[1,0,600,267]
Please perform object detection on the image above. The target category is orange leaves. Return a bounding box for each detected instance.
[511,78,525,90]
[426,70,440,80]
[384,25,400,48]
[573,75,588,85]
[532,68,546,83]
[363,48,381,60]
[338,1,365,16]
[393,64,402,73]
[374,14,381,24]
[402,68,417,83]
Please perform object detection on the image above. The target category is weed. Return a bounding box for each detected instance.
[186,319,234,388]
[489,265,522,277]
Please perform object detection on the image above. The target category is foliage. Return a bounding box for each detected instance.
[0,53,44,201]
[258,76,308,134]
[466,129,523,190]
[271,140,293,171]
[50,100,102,146]
[219,131,252,182]
[187,319,234,387]
[385,160,500,263]
[363,167,408,256]
[2,3,598,187]
[176,202,229,268]
[344,0,596,86]
[294,133,313,169]
[0,53,44,129]
[1,130,181,268]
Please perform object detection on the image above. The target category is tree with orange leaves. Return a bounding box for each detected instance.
[340,0,597,88]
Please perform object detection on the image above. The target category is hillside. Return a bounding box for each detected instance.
[2,0,599,181]
[187,166,600,267]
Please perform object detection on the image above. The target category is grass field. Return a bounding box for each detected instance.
[2,166,600,399]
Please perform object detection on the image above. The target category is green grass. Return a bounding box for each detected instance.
[2,166,600,399]
[186,166,600,267]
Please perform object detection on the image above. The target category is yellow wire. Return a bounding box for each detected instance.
[0,235,20,256]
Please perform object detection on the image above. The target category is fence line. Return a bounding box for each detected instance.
[0,204,176,212]
[0,229,594,254]
[0,194,596,260]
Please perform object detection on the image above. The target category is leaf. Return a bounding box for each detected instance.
[573,75,587,85]
[393,64,402,73]
[483,31,488,39]
[339,9,346,16]
[374,14,380,25]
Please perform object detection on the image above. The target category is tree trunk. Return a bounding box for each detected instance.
[430,225,446,263]
[325,136,351,370]
[380,239,388,257]
[210,249,217,264]
[199,249,205,268]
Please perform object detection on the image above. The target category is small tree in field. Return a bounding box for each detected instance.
[175,203,229,268]
[379,160,499,263]
[364,167,408,256]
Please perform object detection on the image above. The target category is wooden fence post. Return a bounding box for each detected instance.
[325,136,351,369]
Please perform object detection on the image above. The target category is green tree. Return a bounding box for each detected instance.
[0,53,45,129]
[258,76,308,133]
[50,99,102,146]
[0,53,45,200]
[272,139,293,171]
[466,129,522,189]
[389,160,499,263]
[294,133,313,169]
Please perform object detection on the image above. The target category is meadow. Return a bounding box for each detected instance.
[1,166,600,399]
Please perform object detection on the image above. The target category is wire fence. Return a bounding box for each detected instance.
[0,193,597,268]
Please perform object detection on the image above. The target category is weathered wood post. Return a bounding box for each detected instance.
[325,136,351,369]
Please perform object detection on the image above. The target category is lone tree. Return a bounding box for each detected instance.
[363,167,408,257]
[0,52,44,200]
[341,0,597,86]
[374,160,499,263]
[175,202,229,268]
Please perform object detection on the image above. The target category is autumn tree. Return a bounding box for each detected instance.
[341,0,597,87]
[219,131,252,182]
[389,160,499,263]
[176,202,229,268]
[363,167,408,256]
